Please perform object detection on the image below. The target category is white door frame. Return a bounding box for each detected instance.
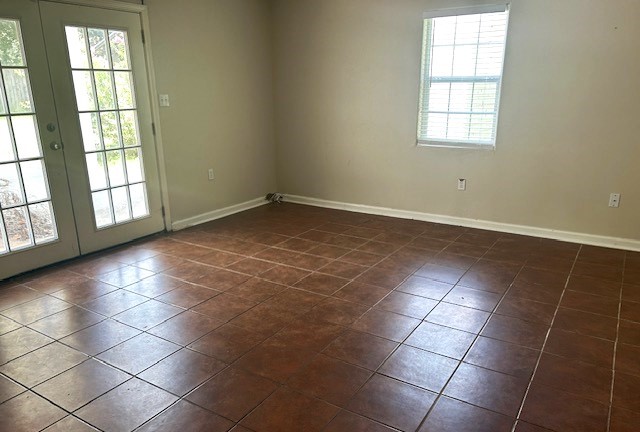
[43,0,172,231]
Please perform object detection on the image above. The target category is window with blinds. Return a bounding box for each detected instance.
[417,5,509,147]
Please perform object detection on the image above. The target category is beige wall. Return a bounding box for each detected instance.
[146,0,277,222]
[272,0,640,240]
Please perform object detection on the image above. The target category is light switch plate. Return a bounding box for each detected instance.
[159,94,170,107]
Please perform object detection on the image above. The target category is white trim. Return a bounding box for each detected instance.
[43,0,146,13]
[284,195,640,252]
[424,4,508,19]
[171,197,267,231]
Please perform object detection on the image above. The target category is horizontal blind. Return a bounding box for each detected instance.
[417,7,509,146]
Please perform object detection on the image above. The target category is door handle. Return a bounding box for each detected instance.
[50,141,63,151]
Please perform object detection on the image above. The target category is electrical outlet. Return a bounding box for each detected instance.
[609,193,620,208]
[208,168,214,180]
[457,178,466,191]
[159,94,170,107]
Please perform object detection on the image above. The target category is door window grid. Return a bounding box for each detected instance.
[65,26,149,229]
[0,18,58,255]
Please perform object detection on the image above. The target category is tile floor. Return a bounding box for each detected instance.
[0,203,639,431]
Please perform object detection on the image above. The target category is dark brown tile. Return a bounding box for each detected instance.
[307,244,349,259]
[561,290,620,317]
[333,281,390,306]
[287,354,371,406]
[33,359,130,411]
[186,367,276,421]
[352,308,420,342]
[225,277,285,302]
[124,274,184,298]
[443,363,528,417]
[51,280,118,305]
[380,344,458,392]
[138,348,226,396]
[155,283,219,308]
[234,338,316,382]
[513,421,553,432]
[27,306,103,339]
[192,293,257,322]
[188,323,265,363]
[0,342,87,387]
[324,410,395,432]
[307,298,369,326]
[318,260,367,279]
[241,387,339,432]
[419,396,514,432]
[24,270,90,294]
[619,319,640,347]
[133,253,186,272]
[406,322,476,360]
[621,300,640,323]
[443,286,501,312]
[341,250,383,266]
[0,286,44,311]
[613,372,640,412]
[553,307,617,340]
[573,261,623,283]
[426,302,490,334]
[60,319,140,356]
[505,281,564,305]
[270,319,344,352]
[347,374,436,432]
[75,378,177,432]
[0,392,66,432]
[194,269,250,291]
[2,296,72,325]
[610,406,640,432]
[260,265,310,285]
[465,336,539,379]
[323,330,398,370]
[148,311,223,345]
[294,273,349,295]
[520,383,609,432]
[616,343,640,377]
[136,400,233,432]
[82,289,148,316]
[495,296,556,325]
[97,333,180,375]
[481,314,548,349]
[544,328,614,368]
[533,353,612,404]
[95,265,155,288]
[375,291,438,319]
[415,263,466,284]
[113,299,182,330]
[396,275,453,300]
[566,274,621,298]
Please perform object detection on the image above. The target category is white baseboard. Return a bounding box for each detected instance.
[171,197,267,231]
[284,194,640,252]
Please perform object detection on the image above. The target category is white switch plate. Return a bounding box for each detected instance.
[609,193,620,208]
[159,94,170,107]
[208,168,214,180]
[457,178,466,191]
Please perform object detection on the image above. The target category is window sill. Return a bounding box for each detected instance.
[417,140,495,150]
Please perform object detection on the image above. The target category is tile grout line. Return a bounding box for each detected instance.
[413,238,532,432]
[606,252,626,432]
[510,244,583,432]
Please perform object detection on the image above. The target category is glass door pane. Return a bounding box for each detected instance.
[0,18,58,254]
[65,26,149,229]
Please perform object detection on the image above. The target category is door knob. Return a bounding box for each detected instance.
[50,141,62,151]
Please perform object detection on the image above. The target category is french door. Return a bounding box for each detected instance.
[0,1,164,279]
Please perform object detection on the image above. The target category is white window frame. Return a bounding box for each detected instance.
[417,4,510,149]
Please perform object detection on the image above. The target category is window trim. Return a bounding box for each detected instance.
[417,4,510,149]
